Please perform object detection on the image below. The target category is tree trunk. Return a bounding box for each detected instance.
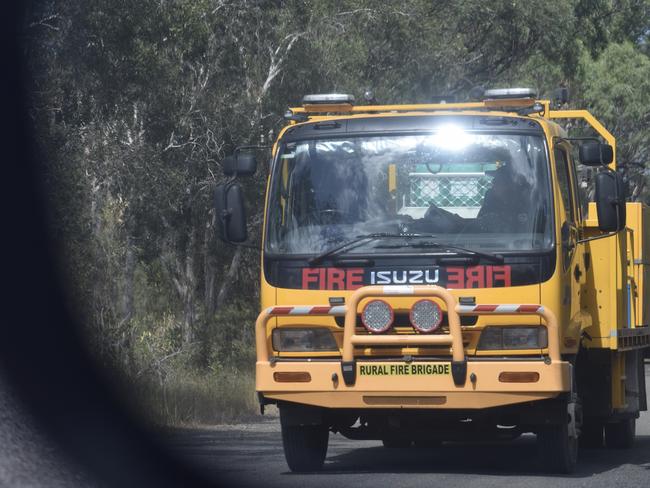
[122,233,135,323]
[182,227,198,345]
[215,246,242,310]
[203,219,217,318]
[160,225,199,347]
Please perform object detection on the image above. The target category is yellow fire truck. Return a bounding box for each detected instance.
[215,89,650,474]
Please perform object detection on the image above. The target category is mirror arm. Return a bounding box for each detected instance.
[234,144,271,154]
[222,240,259,251]
[577,231,619,245]
[553,136,601,145]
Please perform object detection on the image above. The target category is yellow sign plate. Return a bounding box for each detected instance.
[358,363,450,376]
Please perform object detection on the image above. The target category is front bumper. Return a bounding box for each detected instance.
[256,285,570,410]
[257,359,570,409]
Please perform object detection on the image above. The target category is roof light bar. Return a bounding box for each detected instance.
[302,93,355,105]
[483,88,537,100]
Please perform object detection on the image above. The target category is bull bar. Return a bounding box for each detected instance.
[255,285,560,387]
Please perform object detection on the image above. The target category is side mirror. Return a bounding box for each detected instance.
[595,171,626,232]
[223,153,257,176]
[579,142,613,166]
[214,182,247,242]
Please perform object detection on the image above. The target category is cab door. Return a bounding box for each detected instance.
[554,143,586,352]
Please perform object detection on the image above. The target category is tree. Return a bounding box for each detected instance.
[578,42,650,200]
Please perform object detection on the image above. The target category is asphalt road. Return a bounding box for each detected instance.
[163,364,650,488]
[2,366,649,487]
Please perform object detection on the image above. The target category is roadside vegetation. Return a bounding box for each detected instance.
[123,303,259,425]
[23,0,650,424]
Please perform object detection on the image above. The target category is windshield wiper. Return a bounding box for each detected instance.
[307,233,438,265]
[378,240,504,264]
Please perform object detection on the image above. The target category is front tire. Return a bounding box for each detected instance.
[281,423,329,472]
[604,418,635,449]
[537,409,578,474]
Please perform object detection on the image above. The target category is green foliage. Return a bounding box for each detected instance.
[574,0,650,54]
[579,42,650,160]
[576,41,650,200]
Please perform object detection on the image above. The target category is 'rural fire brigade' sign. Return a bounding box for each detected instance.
[301,265,512,290]
[359,363,451,376]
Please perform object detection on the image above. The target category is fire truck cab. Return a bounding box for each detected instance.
[215,89,650,474]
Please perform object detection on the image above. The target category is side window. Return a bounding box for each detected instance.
[554,148,575,224]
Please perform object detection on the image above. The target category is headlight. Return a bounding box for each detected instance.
[477,326,548,350]
[361,299,394,333]
[272,328,338,352]
[409,299,443,333]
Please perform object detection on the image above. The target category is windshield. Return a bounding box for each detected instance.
[266,129,553,256]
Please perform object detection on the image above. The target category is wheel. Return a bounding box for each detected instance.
[537,403,578,474]
[538,423,578,473]
[580,422,604,448]
[605,418,635,449]
[381,438,412,448]
[281,423,329,472]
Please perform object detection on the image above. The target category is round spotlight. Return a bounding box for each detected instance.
[361,300,394,334]
[410,300,443,333]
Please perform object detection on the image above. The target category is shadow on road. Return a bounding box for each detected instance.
[309,434,650,478]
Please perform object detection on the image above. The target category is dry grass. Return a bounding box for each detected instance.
[131,367,260,426]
